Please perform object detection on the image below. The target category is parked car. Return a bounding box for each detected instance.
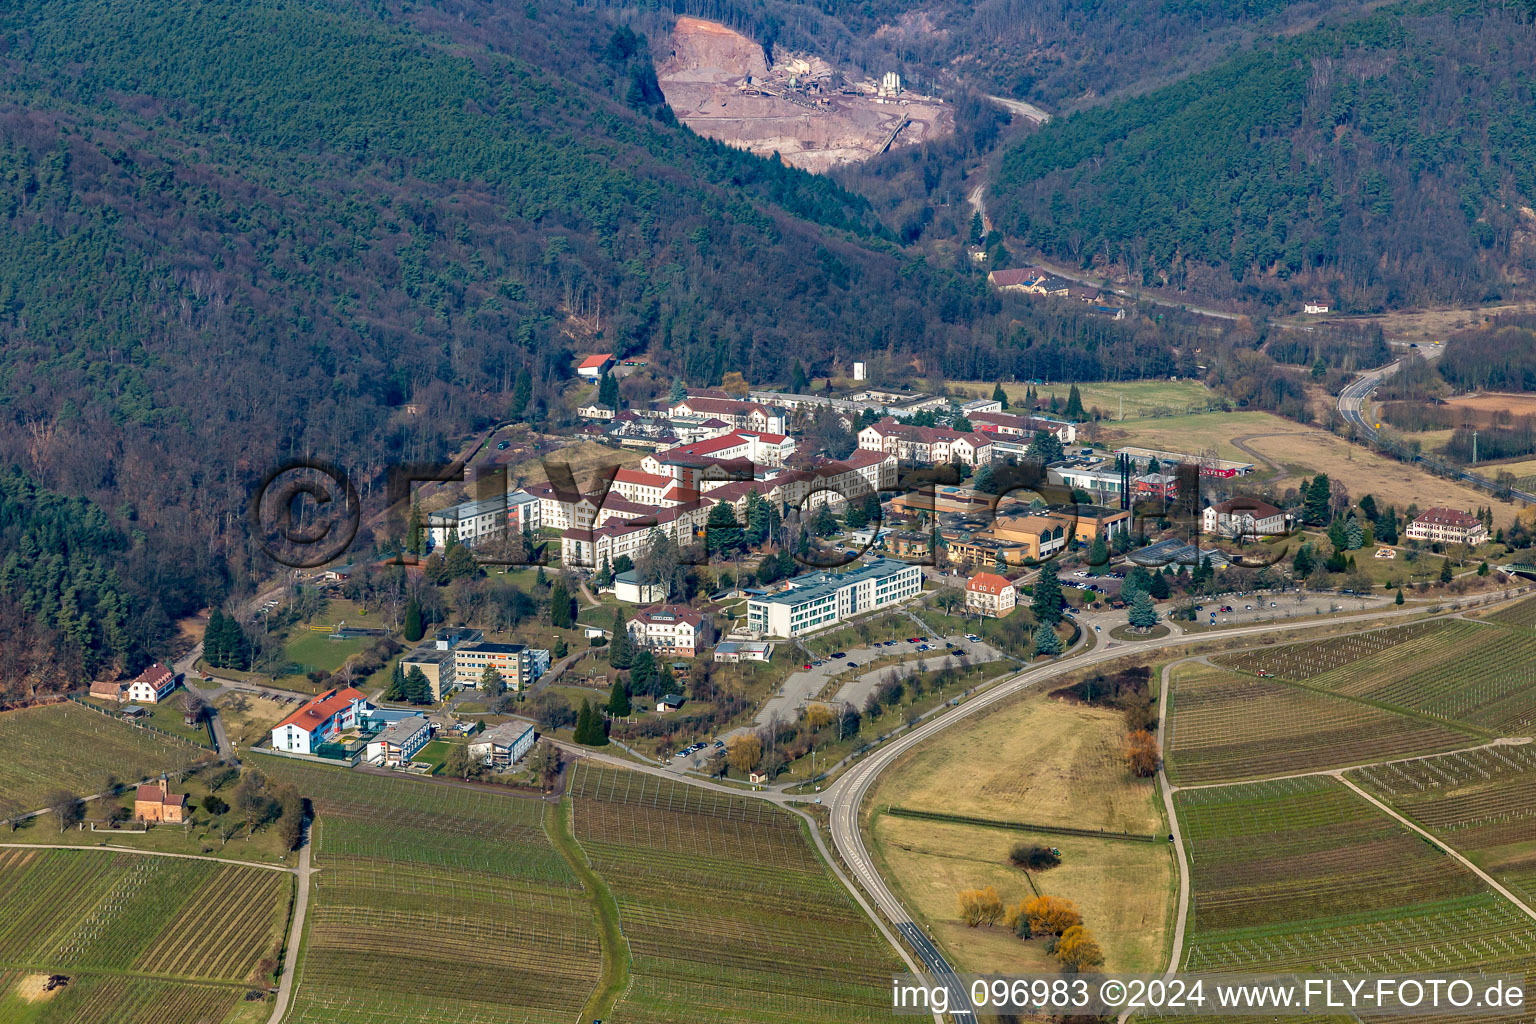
[803,663,812,670]
[831,652,847,659]
[496,440,510,450]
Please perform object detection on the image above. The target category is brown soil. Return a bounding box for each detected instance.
[657,17,952,173]
[16,974,66,1003]
[1443,392,1536,416]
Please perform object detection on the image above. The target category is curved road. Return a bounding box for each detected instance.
[1338,359,1536,504]
[823,590,1529,1018]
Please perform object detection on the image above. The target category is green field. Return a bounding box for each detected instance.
[281,632,368,675]
[0,848,290,1024]
[0,703,208,814]
[256,757,600,1024]
[1353,744,1536,908]
[951,379,1217,420]
[570,764,901,1023]
[1164,662,1476,786]
[1217,619,1536,733]
[1175,776,1536,985]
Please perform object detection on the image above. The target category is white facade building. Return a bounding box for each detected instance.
[747,558,924,638]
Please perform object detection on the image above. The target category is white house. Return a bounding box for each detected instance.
[747,558,923,638]
[1202,498,1289,539]
[1302,303,1330,314]
[577,353,615,379]
[714,641,773,663]
[271,687,372,754]
[127,663,177,704]
[857,418,994,466]
[965,572,1017,618]
[428,497,510,550]
[627,605,707,658]
[366,715,431,767]
[614,570,666,604]
[1406,507,1488,546]
[468,721,535,769]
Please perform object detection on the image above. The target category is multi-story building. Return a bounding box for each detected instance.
[857,418,994,466]
[367,715,431,767]
[1202,498,1289,539]
[965,572,1017,617]
[747,558,924,637]
[1116,446,1253,478]
[428,497,511,550]
[453,641,532,691]
[1406,507,1488,546]
[127,662,177,704]
[643,429,797,471]
[969,411,1078,445]
[626,604,708,658]
[667,396,787,434]
[559,499,710,569]
[506,489,541,534]
[469,721,536,769]
[271,687,372,754]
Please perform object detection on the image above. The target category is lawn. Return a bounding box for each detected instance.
[1114,410,1306,461]
[951,379,1218,420]
[1163,661,1477,786]
[256,756,602,1024]
[0,703,209,815]
[282,632,368,676]
[0,847,291,1024]
[1174,776,1536,981]
[412,739,454,772]
[569,764,902,1023]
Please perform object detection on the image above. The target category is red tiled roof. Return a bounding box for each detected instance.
[862,418,992,448]
[1413,506,1482,528]
[967,572,1012,594]
[632,604,704,627]
[577,353,614,370]
[135,662,174,689]
[1209,497,1284,520]
[612,468,672,488]
[274,687,367,735]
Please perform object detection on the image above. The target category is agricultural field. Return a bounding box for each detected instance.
[257,757,601,1024]
[1164,663,1476,786]
[1484,594,1536,629]
[1175,776,1536,987]
[0,703,208,814]
[1217,619,1536,733]
[570,764,901,1024]
[1352,743,1536,907]
[872,693,1162,834]
[0,847,290,1024]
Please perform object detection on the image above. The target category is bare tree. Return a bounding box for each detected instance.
[48,791,82,832]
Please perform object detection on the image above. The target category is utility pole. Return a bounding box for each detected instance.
[1472,430,1478,465]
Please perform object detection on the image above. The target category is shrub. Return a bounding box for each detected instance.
[1009,843,1061,871]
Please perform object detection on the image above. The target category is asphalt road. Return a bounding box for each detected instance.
[1338,359,1536,504]
[820,593,1520,1020]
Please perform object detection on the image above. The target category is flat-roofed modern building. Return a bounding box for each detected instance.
[453,641,532,691]
[746,558,923,638]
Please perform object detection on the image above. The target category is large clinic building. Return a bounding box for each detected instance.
[746,558,923,638]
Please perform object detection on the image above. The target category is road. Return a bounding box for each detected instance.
[984,94,1050,123]
[1338,359,1536,504]
[266,824,313,1024]
[821,592,1527,1018]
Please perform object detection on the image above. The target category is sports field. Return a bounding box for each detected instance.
[0,847,290,1024]
[0,703,207,814]
[1164,662,1477,786]
[257,757,600,1024]
[1353,743,1536,908]
[570,764,900,1024]
[1217,619,1536,734]
[1175,776,1536,983]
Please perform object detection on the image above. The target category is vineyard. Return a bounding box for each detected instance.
[1163,664,1475,786]
[1353,744,1536,906]
[570,764,902,1024]
[257,756,601,1024]
[1486,595,1536,628]
[1174,777,1536,994]
[0,847,290,1024]
[0,703,206,813]
[1216,620,1536,733]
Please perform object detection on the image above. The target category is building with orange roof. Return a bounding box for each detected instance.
[966,572,1017,618]
[134,780,186,823]
[270,686,372,754]
[576,353,615,379]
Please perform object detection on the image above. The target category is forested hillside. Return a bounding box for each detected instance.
[992,1,1536,310]
[0,0,1218,683]
[589,0,1370,108]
